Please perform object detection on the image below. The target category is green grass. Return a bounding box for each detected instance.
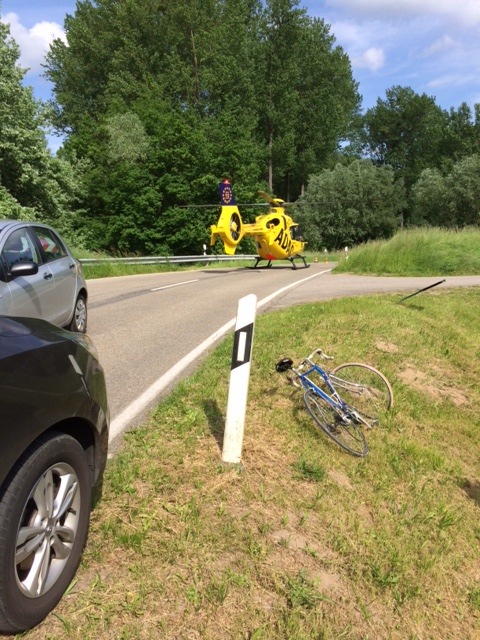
[80,258,266,279]
[334,227,480,276]
[82,261,187,279]
[72,248,260,279]
[24,287,480,639]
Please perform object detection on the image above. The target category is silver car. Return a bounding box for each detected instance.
[0,221,88,332]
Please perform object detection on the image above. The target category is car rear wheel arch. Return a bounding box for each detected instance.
[0,418,103,505]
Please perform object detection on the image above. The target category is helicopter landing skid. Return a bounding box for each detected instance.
[251,255,310,270]
[289,255,310,270]
[252,257,272,269]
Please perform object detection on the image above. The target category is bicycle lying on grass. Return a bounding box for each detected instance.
[276,348,393,457]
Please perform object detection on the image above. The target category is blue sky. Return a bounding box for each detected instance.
[1,0,479,116]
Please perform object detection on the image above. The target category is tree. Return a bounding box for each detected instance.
[447,155,480,226]
[299,159,403,249]
[257,1,360,199]
[0,20,82,241]
[410,168,449,226]
[361,87,448,200]
[291,18,360,196]
[412,155,480,228]
[444,103,480,162]
[257,0,307,195]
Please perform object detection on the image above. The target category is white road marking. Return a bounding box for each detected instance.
[109,269,331,442]
[150,279,198,291]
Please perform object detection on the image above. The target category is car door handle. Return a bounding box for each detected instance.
[43,272,53,280]
[69,263,76,270]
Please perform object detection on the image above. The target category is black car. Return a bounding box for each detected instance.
[0,316,109,634]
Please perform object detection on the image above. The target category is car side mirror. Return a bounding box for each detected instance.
[10,261,39,278]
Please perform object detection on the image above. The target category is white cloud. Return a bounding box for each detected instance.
[328,19,394,73]
[423,35,457,57]
[330,19,372,49]
[1,12,66,73]
[427,73,477,89]
[353,47,385,71]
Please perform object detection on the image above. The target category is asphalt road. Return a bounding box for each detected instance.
[86,263,480,444]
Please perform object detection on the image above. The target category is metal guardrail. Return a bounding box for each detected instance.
[79,254,257,266]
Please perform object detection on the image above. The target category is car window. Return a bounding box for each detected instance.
[33,227,68,263]
[1,228,40,272]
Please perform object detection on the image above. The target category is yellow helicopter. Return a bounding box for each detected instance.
[210,180,309,269]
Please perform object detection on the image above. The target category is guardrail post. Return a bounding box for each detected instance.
[221,294,257,465]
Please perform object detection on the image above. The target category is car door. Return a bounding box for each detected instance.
[31,226,78,326]
[0,227,56,321]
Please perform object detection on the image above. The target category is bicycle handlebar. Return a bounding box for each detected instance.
[296,348,334,371]
[306,348,334,362]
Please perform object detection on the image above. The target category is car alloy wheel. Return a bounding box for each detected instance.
[69,294,87,333]
[0,433,91,633]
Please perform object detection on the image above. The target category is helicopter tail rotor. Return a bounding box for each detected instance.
[210,205,245,254]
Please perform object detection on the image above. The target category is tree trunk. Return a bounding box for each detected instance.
[268,129,273,191]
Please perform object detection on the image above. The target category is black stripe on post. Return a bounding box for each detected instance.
[231,322,254,370]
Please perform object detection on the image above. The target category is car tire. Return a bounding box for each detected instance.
[69,293,87,333]
[0,432,91,634]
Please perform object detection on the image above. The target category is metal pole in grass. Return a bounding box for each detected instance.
[399,279,446,303]
[222,293,257,464]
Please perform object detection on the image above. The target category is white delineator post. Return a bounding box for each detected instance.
[222,294,257,464]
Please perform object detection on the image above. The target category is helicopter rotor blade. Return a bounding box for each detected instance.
[176,204,223,209]
[172,201,327,210]
[176,202,271,209]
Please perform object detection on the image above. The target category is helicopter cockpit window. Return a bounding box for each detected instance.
[290,225,303,240]
[267,218,281,229]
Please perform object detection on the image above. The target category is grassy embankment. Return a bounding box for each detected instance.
[334,226,480,276]
[23,228,479,639]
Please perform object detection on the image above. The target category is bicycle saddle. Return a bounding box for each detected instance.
[276,358,293,373]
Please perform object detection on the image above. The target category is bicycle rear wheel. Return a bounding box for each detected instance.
[303,389,368,457]
[330,363,393,426]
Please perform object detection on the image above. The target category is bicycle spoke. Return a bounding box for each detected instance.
[330,363,393,425]
[303,389,368,457]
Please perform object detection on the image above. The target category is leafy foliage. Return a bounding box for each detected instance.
[362,87,449,186]
[0,21,84,242]
[412,154,480,227]
[299,159,402,249]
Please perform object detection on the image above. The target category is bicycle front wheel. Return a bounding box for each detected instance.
[330,363,393,425]
[303,389,368,457]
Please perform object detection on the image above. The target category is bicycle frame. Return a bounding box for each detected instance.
[292,360,350,419]
[288,353,372,428]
